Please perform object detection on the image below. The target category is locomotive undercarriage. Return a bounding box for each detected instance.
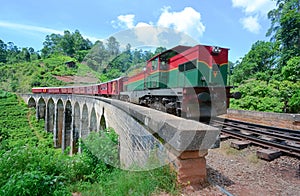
[120,86,240,122]
[120,87,224,122]
[120,88,183,116]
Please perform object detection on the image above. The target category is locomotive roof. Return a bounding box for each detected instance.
[147,45,191,62]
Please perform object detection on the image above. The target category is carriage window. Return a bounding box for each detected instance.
[152,58,158,70]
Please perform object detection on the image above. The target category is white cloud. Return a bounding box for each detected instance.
[231,0,276,34]
[111,14,135,29]
[111,6,205,44]
[157,6,205,39]
[0,21,100,42]
[0,21,63,34]
[232,0,276,15]
[240,16,261,34]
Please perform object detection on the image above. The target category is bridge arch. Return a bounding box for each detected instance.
[99,107,107,131]
[72,102,80,154]
[64,100,72,150]
[81,104,89,139]
[28,97,36,108]
[37,98,46,120]
[46,98,55,133]
[56,99,64,148]
[90,107,97,132]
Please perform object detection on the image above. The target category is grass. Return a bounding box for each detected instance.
[246,153,260,164]
[70,166,178,196]
[221,142,241,156]
[76,62,101,79]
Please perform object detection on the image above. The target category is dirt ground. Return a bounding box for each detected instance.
[179,139,300,196]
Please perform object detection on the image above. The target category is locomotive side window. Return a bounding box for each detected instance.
[152,58,158,70]
[178,60,197,72]
[185,61,196,71]
[160,61,169,70]
[178,64,184,72]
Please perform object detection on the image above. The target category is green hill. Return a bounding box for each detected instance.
[0,55,101,93]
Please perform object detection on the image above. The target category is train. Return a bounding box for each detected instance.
[32,44,241,121]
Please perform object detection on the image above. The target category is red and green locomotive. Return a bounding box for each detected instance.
[121,44,240,121]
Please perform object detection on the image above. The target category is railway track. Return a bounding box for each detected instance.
[211,117,300,157]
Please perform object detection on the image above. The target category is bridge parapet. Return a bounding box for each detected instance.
[107,97,219,185]
[20,94,220,186]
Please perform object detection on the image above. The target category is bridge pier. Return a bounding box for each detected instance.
[170,149,208,185]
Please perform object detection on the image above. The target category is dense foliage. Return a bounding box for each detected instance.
[0,91,177,195]
[0,29,164,92]
[230,0,300,113]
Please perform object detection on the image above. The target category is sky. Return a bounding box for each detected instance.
[0,0,277,62]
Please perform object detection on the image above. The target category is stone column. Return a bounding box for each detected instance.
[61,109,66,153]
[36,103,39,120]
[78,111,83,154]
[70,105,75,155]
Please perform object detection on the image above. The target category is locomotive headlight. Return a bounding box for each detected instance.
[212,46,221,54]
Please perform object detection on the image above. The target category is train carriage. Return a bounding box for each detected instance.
[99,83,108,96]
[32,87,47,94]
[73,86,80,94]
[48,87,61,94]
[107,77,125,97]
[92,85,98,95]
[79,86,86,94]
[86,85,94,95]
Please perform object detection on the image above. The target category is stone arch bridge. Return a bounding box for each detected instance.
[20,93,219,186]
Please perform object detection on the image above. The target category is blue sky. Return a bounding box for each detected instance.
[0,0,276,62]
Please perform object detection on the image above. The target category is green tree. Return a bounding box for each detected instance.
[84,40,108,71]
[41,34,62,58]
[73,29,92,51]
[267,0,300,68]
[0,39,7,63]
[107,52,132,72]
[20,48,31,62]
[60,30,75,57]
[231,41,276,84]
[154,46,167,55]
[106,36,120,56]
[6,42,20,63]
[41,30,92,59]
[281,56,300,82]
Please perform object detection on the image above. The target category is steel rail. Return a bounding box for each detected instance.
[212,118,300,157]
